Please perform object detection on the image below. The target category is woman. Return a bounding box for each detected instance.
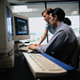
[38,8,56,45]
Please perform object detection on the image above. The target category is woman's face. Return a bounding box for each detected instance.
[49,13,57,27]
[43,12,50,22]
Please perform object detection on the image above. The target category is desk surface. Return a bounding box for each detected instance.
[0,51,79,80]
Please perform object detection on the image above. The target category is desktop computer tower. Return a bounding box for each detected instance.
[0,0,14,68]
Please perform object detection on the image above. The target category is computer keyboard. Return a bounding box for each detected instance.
[19,46,34,53]
[23,52,75,78]
[29,54,65,71]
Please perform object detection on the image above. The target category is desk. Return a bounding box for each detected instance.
[0,50,79,80]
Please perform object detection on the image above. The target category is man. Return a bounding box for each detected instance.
[28,8,77,64]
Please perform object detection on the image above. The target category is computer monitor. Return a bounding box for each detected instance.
[13,13,30,41]
[0,0,14,53]
[7,6,13,42]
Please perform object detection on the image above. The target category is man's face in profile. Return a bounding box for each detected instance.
[49,13,57,27]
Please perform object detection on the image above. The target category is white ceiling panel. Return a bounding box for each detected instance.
[11,3,45,17]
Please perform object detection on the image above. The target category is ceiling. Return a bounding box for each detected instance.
[7,0,58,4]
[7,0,75,4]
[7,0,79,18]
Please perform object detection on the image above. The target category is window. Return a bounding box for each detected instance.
[29,17,47,44]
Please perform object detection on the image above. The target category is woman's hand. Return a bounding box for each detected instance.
[34,44,41,47]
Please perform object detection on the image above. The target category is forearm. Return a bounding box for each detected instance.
[35,31,66,53]
[39,36,46,45]
[35,44,48,53]
[39,30,48,45]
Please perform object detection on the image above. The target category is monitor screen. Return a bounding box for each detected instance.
[13,13,30,41]
[6,7,13,41]
[14,17,29,35]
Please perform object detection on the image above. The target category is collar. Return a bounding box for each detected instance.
[56,21,64,30]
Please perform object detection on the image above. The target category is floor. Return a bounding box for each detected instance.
[0,51,80,80]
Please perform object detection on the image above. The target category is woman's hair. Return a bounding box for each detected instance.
[42,8,53,16]
[64,18,71,26]
[52,8,71,25]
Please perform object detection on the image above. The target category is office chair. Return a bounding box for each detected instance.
[70,37,80,69]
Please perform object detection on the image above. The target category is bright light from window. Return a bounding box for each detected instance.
[66,16,79,36]
[11,5,39,13]
[28,17,47,44]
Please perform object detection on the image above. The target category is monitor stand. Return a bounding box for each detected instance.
[14,41,25,50]
[14,41,30,50]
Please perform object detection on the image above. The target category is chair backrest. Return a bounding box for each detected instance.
[70,37,80,69]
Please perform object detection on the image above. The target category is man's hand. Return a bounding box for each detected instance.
[28,44,36,50]
[28,43,41,50]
